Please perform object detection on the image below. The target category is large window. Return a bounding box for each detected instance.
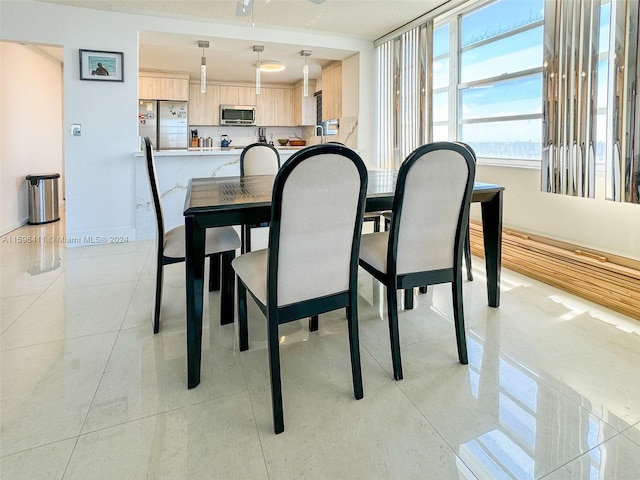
[377,0,623,173]
[437,0,545,164]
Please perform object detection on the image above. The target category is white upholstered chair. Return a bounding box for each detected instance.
[232,143,368,434]
[239,143,281,253]
[144,137,240,333]
[359,142,476,380]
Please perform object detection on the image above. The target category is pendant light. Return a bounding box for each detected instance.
[198,41,209,93]
[253,45,264,95]
[300,50,312,97]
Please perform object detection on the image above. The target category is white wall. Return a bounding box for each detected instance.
[0,0,375,244]
[0,42,63,235]
[473,165,640,261]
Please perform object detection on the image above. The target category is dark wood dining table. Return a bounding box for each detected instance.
[183,170,504,388]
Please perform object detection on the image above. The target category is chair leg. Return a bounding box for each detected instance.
[237,281,249,351]
[241,225,252,254]
[308,315,318,332]
[464,224,473,281]
[153,261,164,334]
[267,318,285,434]
[220,250,235,325]
[452,271,468,365]
[373,216,380,233]
[386,284,403,380]
[347,293,364,399]
[209,253,221,292]
[404,288,414,309]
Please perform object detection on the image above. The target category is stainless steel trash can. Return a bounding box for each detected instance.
[26,173,60,224]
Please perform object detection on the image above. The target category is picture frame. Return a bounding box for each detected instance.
[79,49,124,82]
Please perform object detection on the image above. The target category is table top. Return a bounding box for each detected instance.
[184,170,504,216]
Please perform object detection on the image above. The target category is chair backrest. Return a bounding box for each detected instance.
[240,143,281,176]
[267,144,368,307]
[388,142,476,275]
[144,137,165,241]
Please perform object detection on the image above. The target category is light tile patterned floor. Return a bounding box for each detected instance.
[1,217,639,479]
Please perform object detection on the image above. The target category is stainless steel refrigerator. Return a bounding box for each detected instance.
[138,100,188,150]
[158,100,188,150]
[138,100,157,147]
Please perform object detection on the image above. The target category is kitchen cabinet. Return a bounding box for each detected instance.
[321,62,342,121]
[188,84,220,125]
[219,85,256,106]
[139,71,189,101]
[293,79,317,126]
[257,87,294,126]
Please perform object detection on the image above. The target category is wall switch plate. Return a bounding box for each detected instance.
[71,124,81,136]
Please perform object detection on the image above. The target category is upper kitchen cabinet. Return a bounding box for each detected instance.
[321,62,342,121]
[219,85,257,106]
[293,79,317,126]
[257,87,294,126]
[139,71,189,101]
[189,83,220,125]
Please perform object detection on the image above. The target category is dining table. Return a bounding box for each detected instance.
[183,170,504,388]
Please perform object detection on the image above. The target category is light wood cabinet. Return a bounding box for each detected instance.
[257,87,294,126]
[321,62,342,121]
[188,84,220,125]
[188,80,301,126]
[239,86,257,105]
[219,85,257,106]
[139,71,189,101]
[293,80,317,126]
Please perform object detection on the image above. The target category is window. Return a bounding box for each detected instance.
[437,0,545,164]
[377,0,620,171]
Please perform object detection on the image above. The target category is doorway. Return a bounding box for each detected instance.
[0,41,65,236]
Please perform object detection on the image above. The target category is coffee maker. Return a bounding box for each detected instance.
[257,127,267,143]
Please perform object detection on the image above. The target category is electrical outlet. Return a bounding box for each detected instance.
[71,124,81,136]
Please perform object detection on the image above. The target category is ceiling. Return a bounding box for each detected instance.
[32,0,450,84]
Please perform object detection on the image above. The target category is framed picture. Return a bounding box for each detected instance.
[79,49,124,82]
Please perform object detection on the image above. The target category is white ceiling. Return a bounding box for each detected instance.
[32,0,450,84]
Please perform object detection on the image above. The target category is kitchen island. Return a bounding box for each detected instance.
[134,146,303,240]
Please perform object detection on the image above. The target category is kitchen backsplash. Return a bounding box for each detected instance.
[190,116,357,149]
[189,125,304,147]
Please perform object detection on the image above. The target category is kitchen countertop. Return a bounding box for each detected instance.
[133,146,306,157]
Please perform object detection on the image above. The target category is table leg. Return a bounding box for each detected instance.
[480,191,502,307]
[185,216,205,388]
[220,250,235,325]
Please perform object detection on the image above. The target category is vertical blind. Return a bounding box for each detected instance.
[541,0,601,198]
[607,0,640,203]
[377,23,432,170]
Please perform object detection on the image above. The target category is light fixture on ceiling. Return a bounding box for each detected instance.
[259,61,285,72]
[236,0,325,18]
[253,45,264,94]
[236,0,252,16]
[198,40,209,93]
[300,50,312,97]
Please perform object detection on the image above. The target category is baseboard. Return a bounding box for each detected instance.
[0,217,29,237]
[469,221,640,321]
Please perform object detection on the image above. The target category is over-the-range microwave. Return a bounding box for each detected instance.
[220,105,256,125]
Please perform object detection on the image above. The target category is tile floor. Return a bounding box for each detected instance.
[1,216,640,479]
